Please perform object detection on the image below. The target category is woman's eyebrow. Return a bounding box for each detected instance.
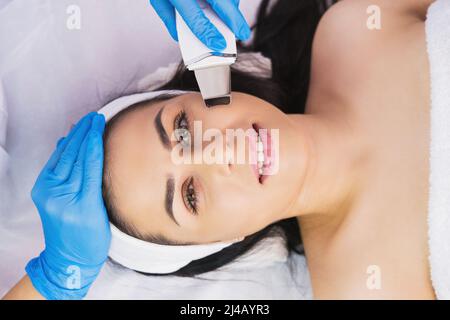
[165,176,180,226]
[154,105,171,150]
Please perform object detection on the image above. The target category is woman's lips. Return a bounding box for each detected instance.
[249,128,260,182]
[250,123,275,184]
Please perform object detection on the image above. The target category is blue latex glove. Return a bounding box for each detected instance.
[150,0,251,52]
[25,112,111,300]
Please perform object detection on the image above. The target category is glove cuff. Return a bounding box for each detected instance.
[25,253,98,300]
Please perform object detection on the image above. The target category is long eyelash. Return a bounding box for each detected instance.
[173,110,191,132]
[173,110,193,149]
[183,176,199,215]
[176,109,197,215]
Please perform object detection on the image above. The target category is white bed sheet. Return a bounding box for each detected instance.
[0,0,312,299]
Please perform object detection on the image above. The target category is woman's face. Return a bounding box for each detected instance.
[105,92,309,244]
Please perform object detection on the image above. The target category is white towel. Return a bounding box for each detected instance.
[425,0,450,300]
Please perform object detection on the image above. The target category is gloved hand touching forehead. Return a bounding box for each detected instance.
[150,0,251,52]
[25,112,111,300]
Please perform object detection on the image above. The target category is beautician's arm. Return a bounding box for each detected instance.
[3,276,45,300]
[3,112,110,300]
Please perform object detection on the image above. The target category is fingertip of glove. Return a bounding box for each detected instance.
[238,23,251,41]
[168,26,179,41]
[92,114,106,134]
[208,35,227,51]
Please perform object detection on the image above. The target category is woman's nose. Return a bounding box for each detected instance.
[195,137,233,177]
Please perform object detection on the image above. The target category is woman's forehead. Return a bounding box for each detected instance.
[105,100,176,236]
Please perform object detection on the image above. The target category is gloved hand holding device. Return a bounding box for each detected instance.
[150,0,251,51]
[25,112,111,300]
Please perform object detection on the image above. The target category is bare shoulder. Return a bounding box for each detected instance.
[313,0,435,55]
[308,0,434,99]
[320,0,435,24]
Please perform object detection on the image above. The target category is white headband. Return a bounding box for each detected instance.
[98,90,242,274]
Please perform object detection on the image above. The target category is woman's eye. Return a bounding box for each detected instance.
[183,177,198,215]
[174,111,191,148]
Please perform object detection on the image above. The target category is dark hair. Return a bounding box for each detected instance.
[102,0,335,277]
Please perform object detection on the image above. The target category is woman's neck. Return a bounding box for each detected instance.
[283,106,371,226]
